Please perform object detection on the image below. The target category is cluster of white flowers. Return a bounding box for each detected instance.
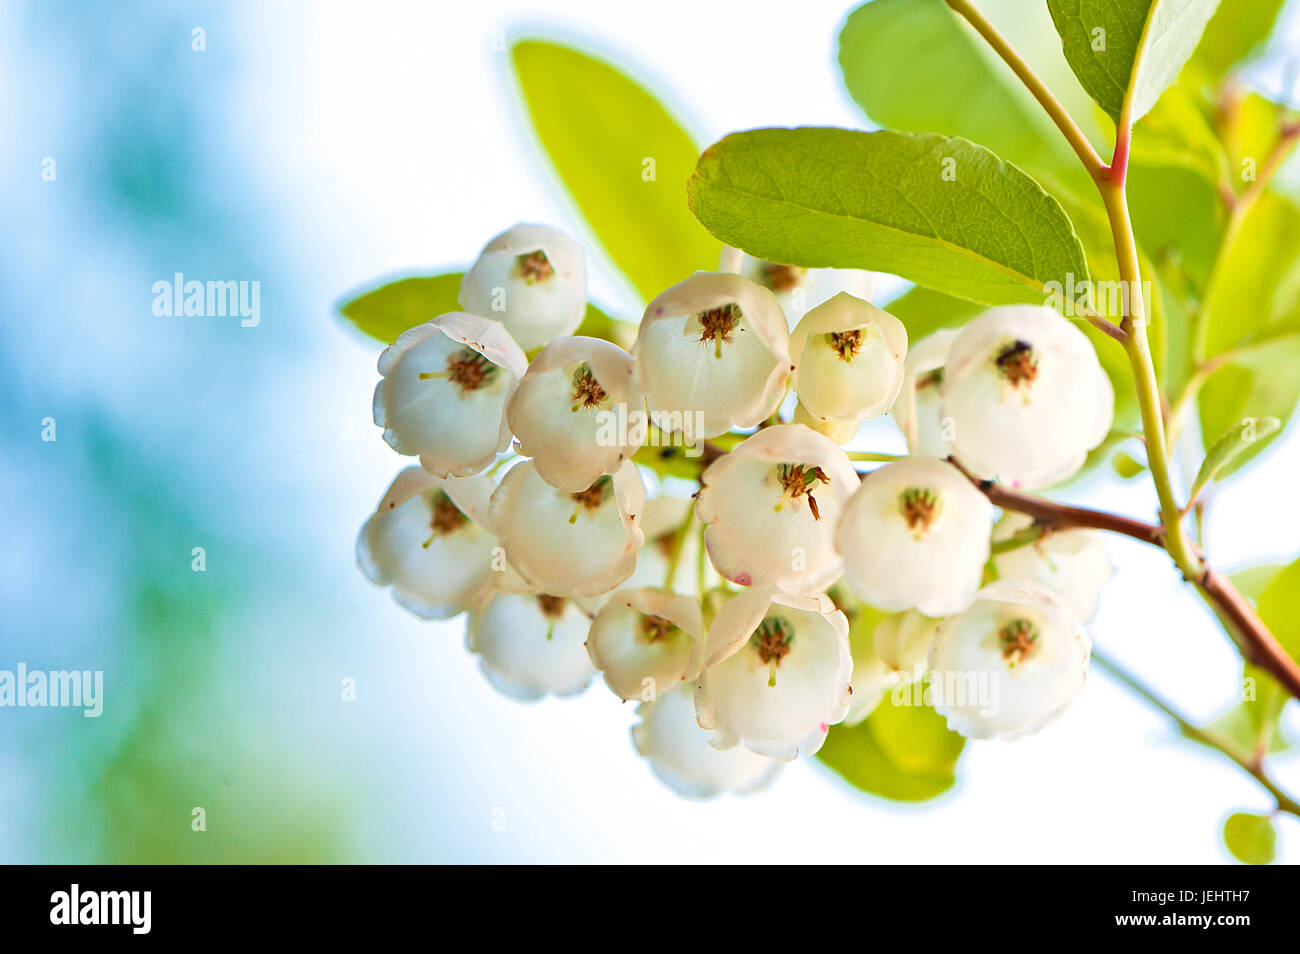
[358,223,1116,799]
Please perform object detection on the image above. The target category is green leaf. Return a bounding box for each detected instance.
[1196,191,1300,475]
[573,302,637,351]
[1115,85,1227,287]
[1257,558,1300,668]
[1203,192,1300,356]
[1230,563,1286,604]
[838,0,1088,183]
[1187,0,1288,84]
[883,285,984,343]
[337,273,464,344]
[1126,164,1224,286]
[1218,559,1300,752]
[1189,416,1281,501]
[1046,0,1221,124]
[337,273,629,349]
[1207,699,1288,755]
[688,127,1089,306]
[1223,812,1277,864]
[511,40,719,302]
[1220,94,1300,200]
[1131,82,1227,185]
[1199,339,1300,478]
[1113,451,1147,478]
[1204,563,1289,760]
[1157,264,1198,399]
[819,697,964,803]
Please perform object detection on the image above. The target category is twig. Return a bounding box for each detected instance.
[1094,649,1300,818]
[946,457,1164,546]
[943,0,1106,178]
[945,457,1300,701]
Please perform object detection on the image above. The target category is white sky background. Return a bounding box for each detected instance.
[239,0,1300,863]
[5,0,1298,863]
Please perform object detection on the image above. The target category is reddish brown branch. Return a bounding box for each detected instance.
[945,458,1300,701]
[946,457,1164,546]
[1197,568,1300,699]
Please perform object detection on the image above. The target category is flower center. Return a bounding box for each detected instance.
[776,463,830,520]
[640,614,677,643]
[995,339,1038,387]
[758,262,805,293]
[537,594,566,640]
[421,491,468,548]
[569,362,608,411]
[827,329,863,362]
[431,491,466,531]
[515,249,553,284]
[420,348,496,395]
[537,594,566,618]
[752,617,794,687]
[999,618,1039,666]
[696,302,743,358]
[568,475,612,523]
[899,487,941,534]
[654,528,680,559]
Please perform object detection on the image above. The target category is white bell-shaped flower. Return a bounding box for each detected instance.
[696,424,859,592]
[928,579,1091,740]
[507,335,639,492]
[488,459,645,597]
[373,313,526,477]
[694,587,852,760]
[459,223,586,351]
[467,591,595,701]
[631,684,783,798]
[873,610,939,683]
[942,305,1113,489]
[893,328,960,458]
[632,271,790,439]
[586,588,704,702]
[720,246,874,329]
[836,456,993,615]
[789,293,907,432]
[357,467,498,619]
[991,513,1113,620]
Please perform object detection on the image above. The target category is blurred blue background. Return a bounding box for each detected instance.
[2,0,1298,863]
